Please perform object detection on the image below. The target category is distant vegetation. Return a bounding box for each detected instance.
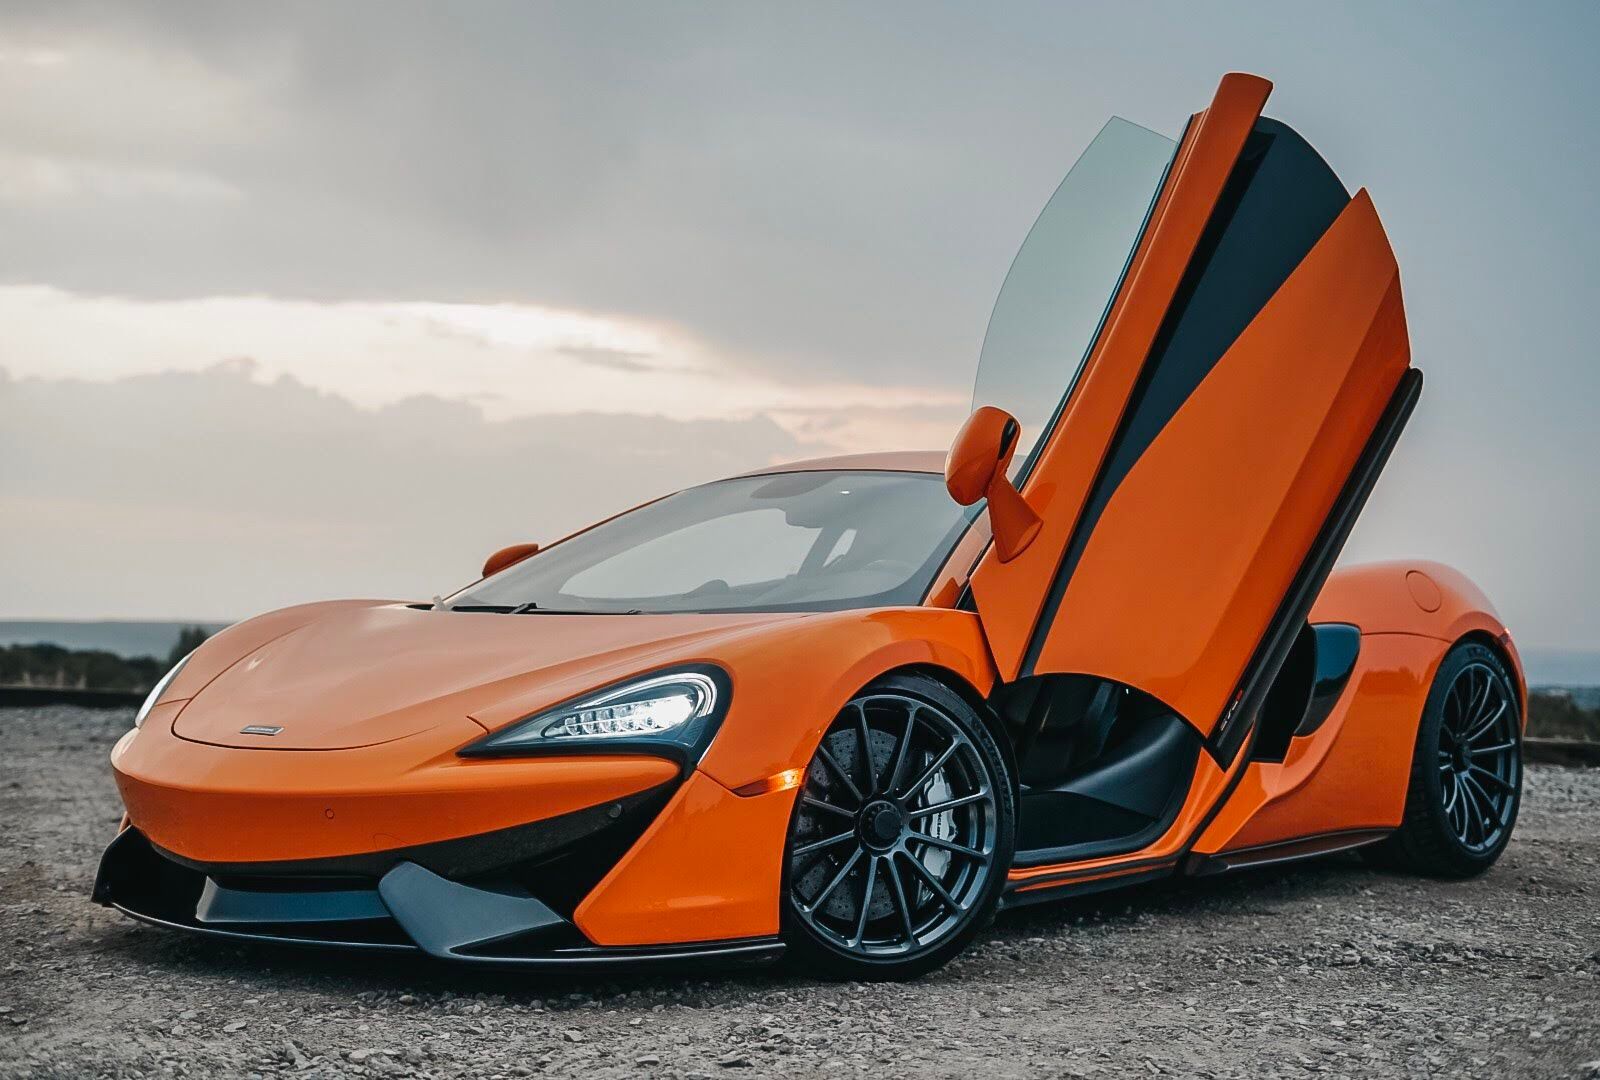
[1527,690,1600,742]
[1,628,1597,743]
[0,626,212,693]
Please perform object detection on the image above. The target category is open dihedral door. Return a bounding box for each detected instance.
[969,73,1417,778]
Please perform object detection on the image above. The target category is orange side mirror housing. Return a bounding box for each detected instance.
[945,406,1042,562]
[481,542,541,579]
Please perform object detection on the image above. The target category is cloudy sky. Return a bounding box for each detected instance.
[1,2,1596,650]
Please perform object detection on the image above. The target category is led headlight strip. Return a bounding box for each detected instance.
[460,666,730,764]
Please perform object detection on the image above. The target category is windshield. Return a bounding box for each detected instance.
[972,117,1176,479]
[448,470,975,614]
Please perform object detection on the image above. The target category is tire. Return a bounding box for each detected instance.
[781,672,1016,980]
[1363,641,1522,878]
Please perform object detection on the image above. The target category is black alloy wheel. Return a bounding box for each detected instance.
[782,673,1015,979]
[1364,641,1522,878]
[1436,658,1520,854]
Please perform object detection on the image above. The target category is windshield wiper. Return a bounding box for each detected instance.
[510,603,643,615]
[423,600,642,615]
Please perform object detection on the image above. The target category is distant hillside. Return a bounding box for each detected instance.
[0,621,230,660]
[2,627,212,694]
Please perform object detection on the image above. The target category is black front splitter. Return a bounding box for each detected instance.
[110,902,785,971]
[96,828,784,973]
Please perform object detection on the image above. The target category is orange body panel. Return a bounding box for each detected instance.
[114,700,679,865]
[1032,192,1408,732]
[1193,632,1438,853]
[693,608,995,791]
[1312,560,1521,658]
[970,73,1271,680]
[1199,561,1522,853]
[114,602,996,893]
[158,598,386,706]
[575,771,796,945]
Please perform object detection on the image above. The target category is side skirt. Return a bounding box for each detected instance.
[1001,858,1179,909]
[1184,828,1391,877]
[1001,826,1392,908]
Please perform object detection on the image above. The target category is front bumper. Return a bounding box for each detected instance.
[106,698,799,956]
[93,827,784,970]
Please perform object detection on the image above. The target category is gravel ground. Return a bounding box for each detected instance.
[1,705,1596,1079]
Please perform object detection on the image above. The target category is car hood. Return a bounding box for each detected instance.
[171,603,807,750]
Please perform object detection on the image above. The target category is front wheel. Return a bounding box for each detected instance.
[782,673,1015,980]
[1364,641,1522,878]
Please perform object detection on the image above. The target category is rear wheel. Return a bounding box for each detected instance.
[782,673,1015,980]
[1364,641,1522,877]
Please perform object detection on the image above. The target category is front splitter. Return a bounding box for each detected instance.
[95,827,784,972]
[109,902,785,971]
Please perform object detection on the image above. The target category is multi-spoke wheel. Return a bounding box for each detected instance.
[1364,641,1522,878]
[782,673,1014,979]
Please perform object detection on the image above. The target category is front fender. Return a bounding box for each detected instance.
[572,606,996,946]
[696,607,996,793]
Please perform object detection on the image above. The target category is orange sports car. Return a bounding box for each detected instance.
[95,73,1525,980]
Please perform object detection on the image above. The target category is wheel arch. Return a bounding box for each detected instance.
[1452,628,1527,730]
[872,662,1021,794]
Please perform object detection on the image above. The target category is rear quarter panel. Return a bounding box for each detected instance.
[1195,560,1522,854]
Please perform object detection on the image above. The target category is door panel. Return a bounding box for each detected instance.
[969,73,1414,748]
[1029,191,1407,733]
[969,73,1272,679]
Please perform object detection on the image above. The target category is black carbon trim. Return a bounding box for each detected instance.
[378,861,569,958]
[97,827,787,970]
[1296,623,1363,738]
[109,901,784,970]
[1184,828,1390,877]
[1021,117,1352,678]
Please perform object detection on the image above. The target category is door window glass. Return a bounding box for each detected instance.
[972,118,1176,478]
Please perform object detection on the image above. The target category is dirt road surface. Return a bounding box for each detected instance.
[2,706,1597,1078]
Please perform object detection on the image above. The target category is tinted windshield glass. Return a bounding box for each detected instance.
[973,117,1175,478]
[450,471,973,614]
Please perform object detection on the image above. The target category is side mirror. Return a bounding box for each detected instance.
[945,406,1042,562]
[482,542,540,579]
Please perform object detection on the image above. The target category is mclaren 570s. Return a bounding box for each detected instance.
[96,73,1525,979]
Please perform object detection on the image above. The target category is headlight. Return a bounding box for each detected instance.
[460,667,729,763]
[134,651,193,729]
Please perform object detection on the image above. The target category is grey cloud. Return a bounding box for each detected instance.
[0,363,802,619]
[2,4,1596,392]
